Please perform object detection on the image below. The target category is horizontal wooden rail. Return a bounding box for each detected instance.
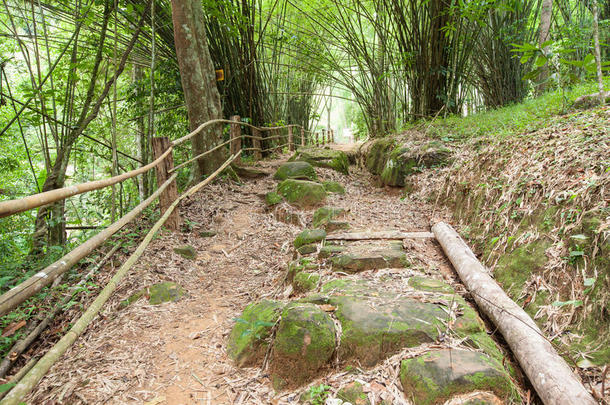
[0,174,177,317]
[169,138,232,173]
[172,118,301,146]
[0,154,240,405]
[0,148,172,218]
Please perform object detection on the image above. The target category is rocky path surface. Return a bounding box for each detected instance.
[27,148,522,404]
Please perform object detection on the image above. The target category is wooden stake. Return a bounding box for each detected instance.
[301,127,305,147]
[151,137,180,230]
[432,222,596,405]
[230,115,241,163]
[288,126,294,151]
[253,127,262,160]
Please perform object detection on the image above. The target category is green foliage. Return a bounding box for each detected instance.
[306,384,331,405]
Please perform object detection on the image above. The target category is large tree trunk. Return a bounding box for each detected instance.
[170,0,224,178]
[537,0,553,93]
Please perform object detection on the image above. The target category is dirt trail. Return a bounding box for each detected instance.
[27,153,458,404]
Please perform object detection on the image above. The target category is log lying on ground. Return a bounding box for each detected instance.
[432,222,596,405]
[0,154,239,405]
[326,230,434,241]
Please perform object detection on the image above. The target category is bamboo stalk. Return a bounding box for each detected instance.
[0,148,171,218]
[432,222,596,405]
[0,175,176,317]
[0,154,240,405]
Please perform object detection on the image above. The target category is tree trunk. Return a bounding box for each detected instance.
[170,0,224,178]
[537,0,553,93]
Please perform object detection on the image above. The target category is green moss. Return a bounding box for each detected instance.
[270,303,336,389]
[297,243,318,255]
[173,245,196,259]
[312,206,346,228]
[380,146,416,187]
[274,161,318,181]
[294,228,326,248]
[227,300,284,367]
[408,276,454,293]
[494,238,551,299]
[277,179,327,207]
[318,244,347,259]
[289,147,350,175]
[147,282,185,305]
[366,138,396,175]
[337,382,371,405]
[322,181,345,194]
[265,191,283,206]
[287,258,318,281]
[293,271,321,292]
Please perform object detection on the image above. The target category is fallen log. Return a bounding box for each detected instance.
[326,230,434,241]
[432,222,596,405]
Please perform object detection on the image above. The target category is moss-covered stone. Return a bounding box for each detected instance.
[294,228,327,248]
[366,138,396,175]
[325,221,351,232]
[379,141,451,187]
[297,243,318,255]
[232,165,269,179]
[199,230,217,238]
[270,303,336,389]
[121,282,185,308]
[337,382,371,405]
[173,245,196,259]
[318,244,347,259]
[274,161,318,181]
[408,276,454,293]
[293,271,321,293]
[312,206,347,228]
[494,238,551,299]
[332,294,446,366]
[331,247,409,273]
[265,191,283,206]
[290,147,350,175]
[227,300,284,367]
[400,349,512,405]
[323,181,346,194]
[287,258,318,282]
[277,179,327,207]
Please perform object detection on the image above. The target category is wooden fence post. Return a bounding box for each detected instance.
[230,115,241,163]
[288,126,294,151]
[330,129,334,143]
[301,127,305,147]
[253,127,262,160]
[151,137,180,230]
[322,129,326,145]
[315,132,319,147]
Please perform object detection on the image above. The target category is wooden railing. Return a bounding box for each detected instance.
[0,117,329,404]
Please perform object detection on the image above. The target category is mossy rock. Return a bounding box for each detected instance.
[290,147,350,175]
[331,294,446,366]
[277,179,327,207]
[293,271,321,293]
[287,258,318,282]
[121,282,185,308]
[318,244,347,259]
[325,221,350,232]
[294,228,327,248]
[227,300,284,367]
[312,206,347,228]
[270,303,336,389]
[199,230,217,238]
[365,138,396,175]
[380,142,450,187]
[337,381,371,405]
[265,191,283,206]
[330,247,409,273]
[494,238,551,299]
[323,181,346,194]
[274,161,318,181]
[297,243,318,255]
[232,165,269,179]
[173,244,196,260]
[400,349,512,405]
[408,276,454,293]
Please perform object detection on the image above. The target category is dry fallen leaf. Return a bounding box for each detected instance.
[2,320,26,337]
[319,304,337,312]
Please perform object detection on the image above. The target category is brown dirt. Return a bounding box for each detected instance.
[24,154,459,404]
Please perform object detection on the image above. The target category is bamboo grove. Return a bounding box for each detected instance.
[0,0,608,358]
